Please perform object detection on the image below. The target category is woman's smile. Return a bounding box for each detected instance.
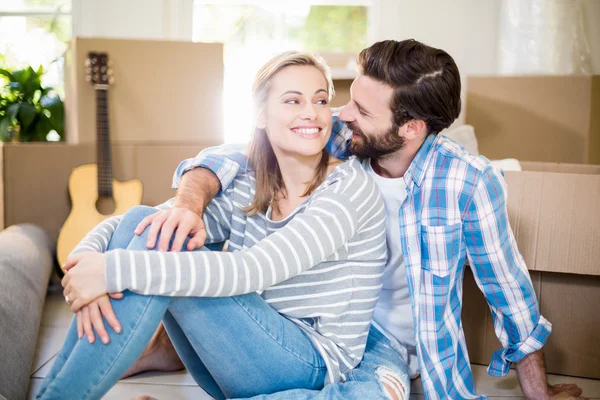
[290,125,324,139]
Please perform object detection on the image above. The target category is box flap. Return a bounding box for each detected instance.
[505,168,600,276]
[520,161,600,174]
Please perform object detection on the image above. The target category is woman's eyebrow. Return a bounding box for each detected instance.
[279,89,328,98]
[280,90,302,97]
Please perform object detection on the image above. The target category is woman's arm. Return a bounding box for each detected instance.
[106,189,365,297]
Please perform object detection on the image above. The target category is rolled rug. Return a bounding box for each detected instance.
[0,224,53,400]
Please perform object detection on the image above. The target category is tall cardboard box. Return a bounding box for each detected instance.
[65,38,224,145]
[466,76,600,165]
[463,161,600,379]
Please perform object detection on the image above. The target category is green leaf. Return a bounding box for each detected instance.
[7,103,20,121]
[19,102,37,131]
[12,68,31,85]
[0,68,14,81]
[41,95,64,134]
[23,66,42,100]
[34,113,52,141]
[8,81,23,93]
[0,116,12,141]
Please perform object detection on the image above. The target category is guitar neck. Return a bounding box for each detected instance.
[96,88,114,198]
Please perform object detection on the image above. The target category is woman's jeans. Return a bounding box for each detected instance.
[37,205,410,400]
[37,206,326,400]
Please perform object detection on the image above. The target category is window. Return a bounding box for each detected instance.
[193,1,372,143]
[0,0,71,95]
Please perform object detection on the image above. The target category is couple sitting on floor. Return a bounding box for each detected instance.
[38,39,583,400]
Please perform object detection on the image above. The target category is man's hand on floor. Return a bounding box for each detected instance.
[516,350,586,399]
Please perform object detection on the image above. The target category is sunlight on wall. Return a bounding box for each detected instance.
[192,2,368,144]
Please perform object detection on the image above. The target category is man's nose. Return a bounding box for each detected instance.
[338,105,353,122]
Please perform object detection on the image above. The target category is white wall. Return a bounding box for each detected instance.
[373,0,500,77]
[72,0,599,74]
[72,0,193,41]
[370,0,501,125]
[583,0,600,74]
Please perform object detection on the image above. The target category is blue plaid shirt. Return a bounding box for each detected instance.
[173,112,551,400]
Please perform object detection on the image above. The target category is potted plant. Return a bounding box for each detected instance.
[0,65,64,142]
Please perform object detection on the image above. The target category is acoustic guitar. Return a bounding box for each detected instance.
[57,52,143,268]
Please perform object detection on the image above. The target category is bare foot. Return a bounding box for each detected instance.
[123,323,185,378]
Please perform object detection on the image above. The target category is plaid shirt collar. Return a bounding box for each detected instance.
[404,133,439,189]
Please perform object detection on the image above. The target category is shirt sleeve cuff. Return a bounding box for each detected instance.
[487,315,552,377]
[171,154,241,192]
[105,250,124,293]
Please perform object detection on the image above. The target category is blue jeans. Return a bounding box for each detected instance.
[38,206,411,400]
[240,325,411,400]
[37,206,326,400]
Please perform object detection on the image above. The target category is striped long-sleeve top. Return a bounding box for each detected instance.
[71,157,387,384]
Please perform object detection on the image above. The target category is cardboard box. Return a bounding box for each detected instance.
[466,75,600,164]
[463,161,600,379]
[65,37,224,145]
[331,79,352,108]
[0,142,216,243]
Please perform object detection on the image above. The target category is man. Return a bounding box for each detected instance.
[98,39,584,400]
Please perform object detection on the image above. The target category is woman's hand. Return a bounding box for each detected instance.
[77,295,123,344]
[62,252,108,312]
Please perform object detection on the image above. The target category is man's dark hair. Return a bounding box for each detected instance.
[357,39,461,134]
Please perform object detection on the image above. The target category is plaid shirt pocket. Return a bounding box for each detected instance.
[420,223,462,278]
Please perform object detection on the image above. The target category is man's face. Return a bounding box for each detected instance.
[339,75,405,159]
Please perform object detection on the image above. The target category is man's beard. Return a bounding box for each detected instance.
[347,121,405,160]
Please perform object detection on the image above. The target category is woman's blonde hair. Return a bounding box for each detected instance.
[244,51,335,216]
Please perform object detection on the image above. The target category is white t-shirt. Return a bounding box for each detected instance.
[364,159,419,378]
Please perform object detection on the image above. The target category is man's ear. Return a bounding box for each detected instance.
[403,119,427,140]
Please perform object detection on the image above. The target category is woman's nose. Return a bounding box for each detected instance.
[300,103,317,119]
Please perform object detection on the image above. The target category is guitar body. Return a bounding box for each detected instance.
[56,164,143,267]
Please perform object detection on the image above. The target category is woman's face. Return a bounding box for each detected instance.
[259,65,332,158]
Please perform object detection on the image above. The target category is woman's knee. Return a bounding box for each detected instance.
[121,205,159,227]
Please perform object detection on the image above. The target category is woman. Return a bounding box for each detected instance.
[38,52,387,400]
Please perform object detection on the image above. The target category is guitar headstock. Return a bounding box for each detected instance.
[85,52,114,89]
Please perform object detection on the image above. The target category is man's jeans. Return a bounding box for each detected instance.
[37,206,410,400]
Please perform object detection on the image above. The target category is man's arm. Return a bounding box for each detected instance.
[463,165,583,399]
[171,143,248,193]
[516,351,583,399]
[173,167,221,214]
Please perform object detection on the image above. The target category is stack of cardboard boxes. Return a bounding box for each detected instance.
[464,76,600,379]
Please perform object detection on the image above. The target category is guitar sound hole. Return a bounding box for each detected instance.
[96,196,117,215]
